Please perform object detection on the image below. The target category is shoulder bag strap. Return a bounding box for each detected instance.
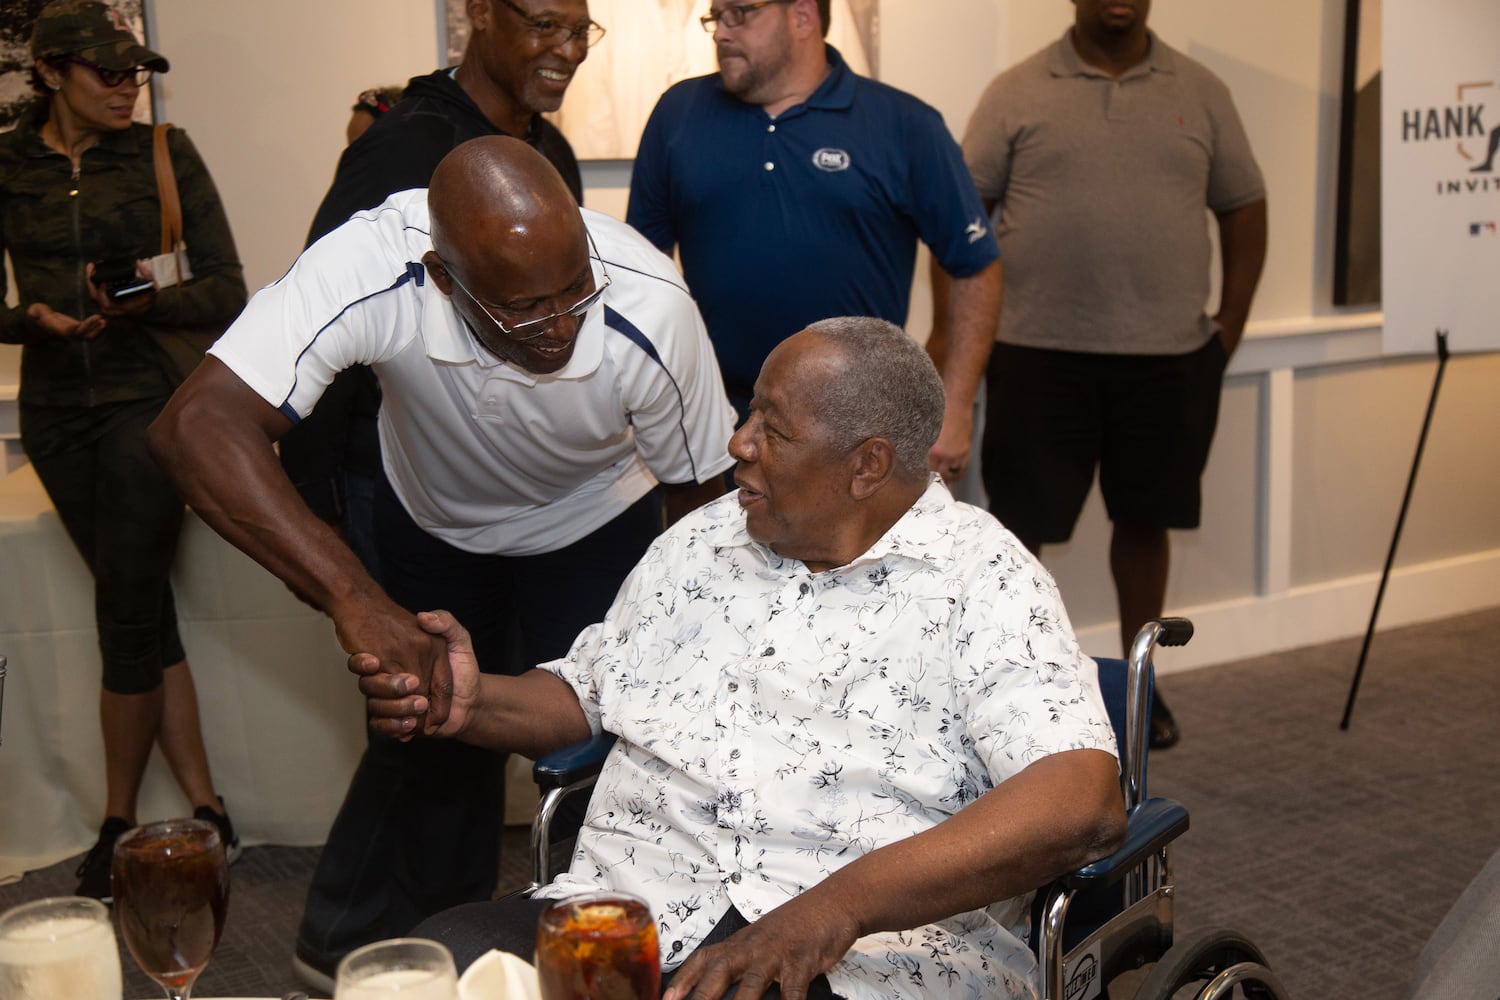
[146,122,206,385]
[152,122,184,258]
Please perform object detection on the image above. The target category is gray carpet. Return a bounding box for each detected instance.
[4,607,1498,999]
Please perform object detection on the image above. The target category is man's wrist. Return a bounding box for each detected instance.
[942,390,978,424]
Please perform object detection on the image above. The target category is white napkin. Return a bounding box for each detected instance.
[457,949,543,1000]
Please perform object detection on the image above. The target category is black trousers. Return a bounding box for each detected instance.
[296,474,661,967]
[24,398,186,694]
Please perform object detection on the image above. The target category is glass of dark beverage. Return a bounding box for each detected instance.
[535,891,660,1000]
[111,818,229,1000]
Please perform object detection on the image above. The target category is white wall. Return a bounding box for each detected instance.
[149,0,439,291]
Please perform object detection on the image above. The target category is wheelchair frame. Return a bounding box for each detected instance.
[1039,619,1287,1000]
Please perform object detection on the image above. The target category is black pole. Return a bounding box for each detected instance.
[1341,329,1451,729]
[1331,0,1364,305]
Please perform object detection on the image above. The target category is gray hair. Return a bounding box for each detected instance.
[802,317,945,479]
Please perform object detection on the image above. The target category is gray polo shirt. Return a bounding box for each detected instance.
[963,30,1265,355]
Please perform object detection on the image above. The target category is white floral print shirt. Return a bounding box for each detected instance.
[536,478,1117,999]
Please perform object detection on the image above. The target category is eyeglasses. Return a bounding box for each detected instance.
[493,0,607,49]
[442,234,612,343]
[700,0,794,31]
[67,55,152,88]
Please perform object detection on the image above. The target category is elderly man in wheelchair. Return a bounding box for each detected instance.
[353,318,1281,1000]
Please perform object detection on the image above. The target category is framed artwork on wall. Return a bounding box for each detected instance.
[439,0,879,160]
[0,0,150,132]
[1332,0,1381,306]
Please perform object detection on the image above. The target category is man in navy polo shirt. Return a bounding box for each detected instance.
[626,0,1001,483]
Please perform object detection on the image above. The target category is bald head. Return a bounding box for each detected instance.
[422,136,594,375]
[428,135,584,273]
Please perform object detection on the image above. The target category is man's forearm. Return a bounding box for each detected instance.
[940,259,1002,415]
[805,748,1124,937]
[927,259,1002,478]
[456,669,594,757]
[925,257,955,373]
[1213,199,1268,353]
[147,356,385,622]
[927,195,999,380]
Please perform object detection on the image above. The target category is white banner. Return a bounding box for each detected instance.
[1382,0,1500,354]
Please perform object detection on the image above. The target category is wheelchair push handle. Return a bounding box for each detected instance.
[1154,617,1194,647]
[1122,618,1192,812]
[1128,617,1193,677]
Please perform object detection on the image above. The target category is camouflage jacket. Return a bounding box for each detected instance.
[0,108,246,406]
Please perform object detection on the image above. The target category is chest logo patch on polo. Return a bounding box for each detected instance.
[812,148,851,172]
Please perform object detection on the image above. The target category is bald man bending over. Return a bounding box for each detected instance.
[149,135,736,964]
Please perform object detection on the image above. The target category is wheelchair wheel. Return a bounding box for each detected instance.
[1134,928,1289,1000]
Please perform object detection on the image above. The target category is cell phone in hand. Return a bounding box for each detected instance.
[91,258,154,301]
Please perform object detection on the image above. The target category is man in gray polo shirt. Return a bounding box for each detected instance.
[945,0,1267,747]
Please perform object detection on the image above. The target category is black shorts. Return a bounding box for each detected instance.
[981,337,1229,544]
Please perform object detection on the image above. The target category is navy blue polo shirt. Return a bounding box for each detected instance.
[627,46,999,391]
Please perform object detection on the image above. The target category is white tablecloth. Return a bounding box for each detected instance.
[0,462,365,882]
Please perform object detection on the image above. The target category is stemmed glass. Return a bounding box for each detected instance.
[111,818,229,1000]
[334,938,459,999]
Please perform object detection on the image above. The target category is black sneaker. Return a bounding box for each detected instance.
[75,816,132,902]
[194,796,242,864]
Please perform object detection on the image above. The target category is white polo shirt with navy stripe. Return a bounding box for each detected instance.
[209,190,737,556]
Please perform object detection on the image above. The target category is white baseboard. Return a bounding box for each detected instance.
[1074,548,1500,675]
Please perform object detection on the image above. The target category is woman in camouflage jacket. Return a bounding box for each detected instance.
[0,0,247,899]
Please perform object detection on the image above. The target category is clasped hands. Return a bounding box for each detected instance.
[341,606,467,739]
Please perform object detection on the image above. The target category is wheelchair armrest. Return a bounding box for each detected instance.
[1058,796,1189,890]
[533,733,617,790]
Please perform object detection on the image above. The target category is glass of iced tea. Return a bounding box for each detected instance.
[334,938,458,999]
[0,896,123,1000]
[112,818,229,1000]
[535,892,660,1000]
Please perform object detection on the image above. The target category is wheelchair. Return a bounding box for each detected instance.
[526,618,1288,1000]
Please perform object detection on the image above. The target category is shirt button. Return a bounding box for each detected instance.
[764,161,775,171]
[730,872,742,883]
[767,124,776,133]
[727,681,738,692]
